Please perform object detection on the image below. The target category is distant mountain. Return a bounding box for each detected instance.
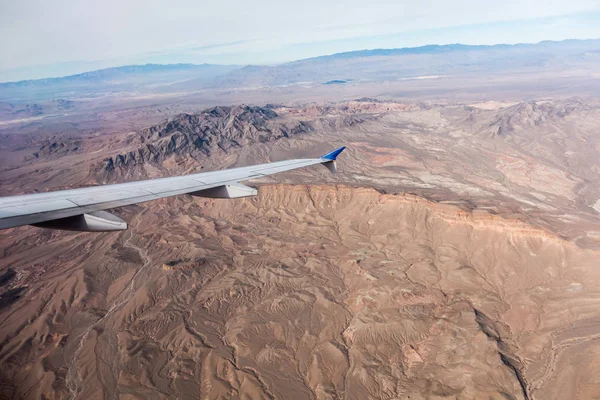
[3,39,600,101]
[0,63,239,86]
[301,39,600,61]
[208,39,600,89]
[0,63,240,101]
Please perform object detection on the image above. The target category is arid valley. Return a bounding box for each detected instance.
[2,40,600,400]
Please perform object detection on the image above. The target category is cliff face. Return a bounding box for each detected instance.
[101,105,313,172]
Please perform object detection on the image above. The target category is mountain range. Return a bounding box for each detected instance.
[2,39,600,101]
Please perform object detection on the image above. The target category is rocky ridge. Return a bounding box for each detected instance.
[101,105,313,172]
[488,99,585,136]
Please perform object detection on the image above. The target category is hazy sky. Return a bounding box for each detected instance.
[1,0,600,81]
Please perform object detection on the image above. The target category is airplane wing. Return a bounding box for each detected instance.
[0,147,346,232]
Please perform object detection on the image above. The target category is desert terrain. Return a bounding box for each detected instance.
[2,40,600,400]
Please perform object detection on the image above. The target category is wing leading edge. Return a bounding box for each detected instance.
[0,147,346,232]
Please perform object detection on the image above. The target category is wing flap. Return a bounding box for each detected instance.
[191,171,264,185]
[68,187,156,206]
[144,178,208,195]
[250,159,320,175]
[0,199,78,218]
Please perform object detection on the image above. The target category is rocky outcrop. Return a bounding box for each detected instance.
[490,99,585,135]
[102,105,313,171]
[473,307,530,400]
[30,140,80,160]
[162,258,207,271]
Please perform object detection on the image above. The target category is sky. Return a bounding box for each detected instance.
[1,0,600,82]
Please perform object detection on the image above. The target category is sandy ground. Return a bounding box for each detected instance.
[1,97,600,399]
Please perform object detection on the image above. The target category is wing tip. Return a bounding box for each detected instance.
[320,146,346,161]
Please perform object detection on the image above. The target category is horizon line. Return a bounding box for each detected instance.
[1,37,599,85]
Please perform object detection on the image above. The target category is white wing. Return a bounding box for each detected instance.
[0,147,346,232]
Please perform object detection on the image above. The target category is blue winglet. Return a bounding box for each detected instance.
[321,146,346,160]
